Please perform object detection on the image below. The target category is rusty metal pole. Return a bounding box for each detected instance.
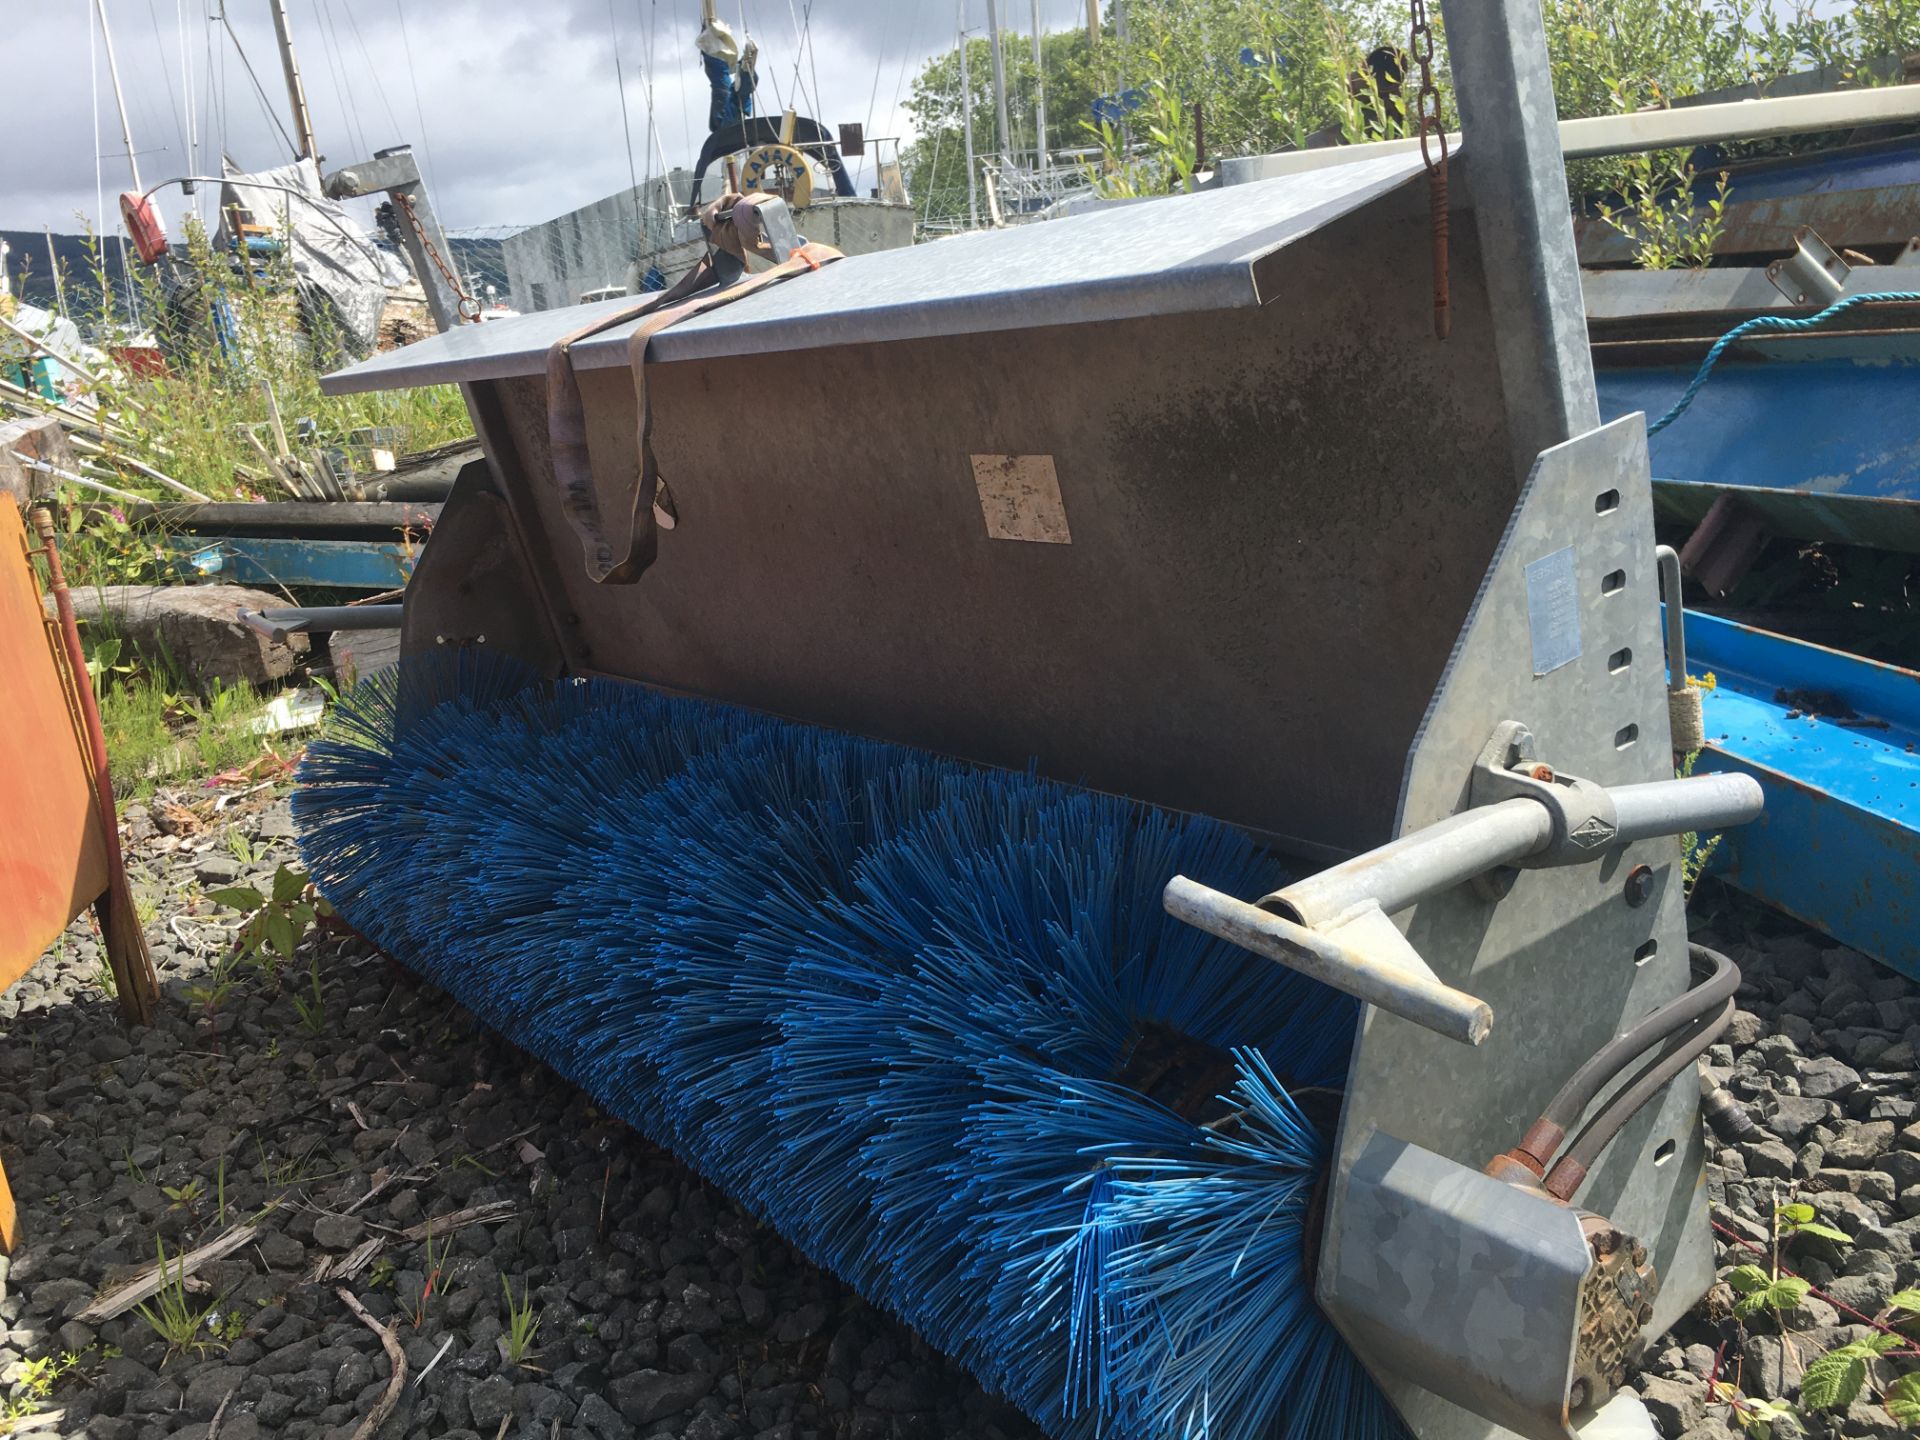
[29,507,157,1026]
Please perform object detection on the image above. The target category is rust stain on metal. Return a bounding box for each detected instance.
[969,453,1072,544]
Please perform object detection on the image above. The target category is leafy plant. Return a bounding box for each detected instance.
[1887,1371,1920,1426]
[1799,1332,1904,1410]
[161,1178,205,1214]
[1676,717,1723,899]
[1596,151,1731,270]
[1727,1262,1811,1322]
[501,1277,543,1366]
[408,1223,447,1330]
[1,1350,79,1430]
[291,956,327,1036]
[1774,1200,1851,1246]
[207,864,335,979]
[133,1240,221,1361]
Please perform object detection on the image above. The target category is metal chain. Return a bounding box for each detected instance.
[394,191,483,323]
[1409,0,1451,340]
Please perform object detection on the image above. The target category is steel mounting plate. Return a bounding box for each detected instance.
[1319,415,1713,1440]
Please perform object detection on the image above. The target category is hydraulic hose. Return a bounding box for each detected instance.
[1504,943,1739,1176]
[1543,996,1736,1200]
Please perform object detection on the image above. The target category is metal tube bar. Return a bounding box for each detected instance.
[1656,544,1686,695]
[1218,85,1920,182]
[1437,0,1600,478]
[1610,773,1764,845]
[1165,877,1493,1046]
[1267,798,1552,928]
[240,605,404,642]
[959,4,979,230]
[984,0,1012,163]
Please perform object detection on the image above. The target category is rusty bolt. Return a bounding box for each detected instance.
[1624,864,1655,907]
[1529,763,1555,782]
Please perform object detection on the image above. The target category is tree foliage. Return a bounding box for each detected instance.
[901,0,1920,239]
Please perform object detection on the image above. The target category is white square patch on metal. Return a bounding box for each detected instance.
[970,454,1072,544]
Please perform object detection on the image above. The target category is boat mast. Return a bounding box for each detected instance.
[983,0,1011,165]
[269,0,320,161]
[1030,0,1047,185]
[957,3,981,228]
[93,0,144,193]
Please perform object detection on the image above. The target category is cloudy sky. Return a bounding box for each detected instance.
[7,0,1084,236]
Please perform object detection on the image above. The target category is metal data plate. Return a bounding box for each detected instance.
[1320,417,1714,1440]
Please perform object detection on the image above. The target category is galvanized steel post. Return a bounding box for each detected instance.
[1437,0,1601,477]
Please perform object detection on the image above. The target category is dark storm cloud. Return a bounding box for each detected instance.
[4,1,1082,233]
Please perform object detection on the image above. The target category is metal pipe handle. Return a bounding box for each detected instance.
[1164,876,1494,1046]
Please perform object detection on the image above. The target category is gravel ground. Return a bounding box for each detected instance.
[2,782,1916,1440]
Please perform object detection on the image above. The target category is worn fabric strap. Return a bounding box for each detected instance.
[543,238,842,584]
[543,259,711,586]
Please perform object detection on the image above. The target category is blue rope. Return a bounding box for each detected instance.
[1646,290,1920,436]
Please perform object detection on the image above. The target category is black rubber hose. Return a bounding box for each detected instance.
[1543,995,1736,1200]
[1537,943,1738,1138]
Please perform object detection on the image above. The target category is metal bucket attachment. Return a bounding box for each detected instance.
[322,157,1757,1440]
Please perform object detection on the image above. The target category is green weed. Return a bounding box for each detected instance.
[133,1240,222,1361]
[501,1277,543,1366]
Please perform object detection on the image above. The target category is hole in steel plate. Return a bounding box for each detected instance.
[1634,939,1658,967]
[1653,1139,1676,1165]
[1595,489,1620,514]
[1602,569,1626,595]
[1616,723,1639,749]
[1609,647,1632,673]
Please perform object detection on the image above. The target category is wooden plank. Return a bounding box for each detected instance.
[0,501,107,987]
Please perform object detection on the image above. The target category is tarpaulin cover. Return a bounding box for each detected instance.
[218,156,400,353]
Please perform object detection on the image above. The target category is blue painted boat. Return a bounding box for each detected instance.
[1680,609,1920,978]
[1597,333,1920,551]
[172,535,418,589]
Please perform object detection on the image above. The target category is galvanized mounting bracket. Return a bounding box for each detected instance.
[1303,417,1732,1440]
[1163,725,1758,1048]
[1468,721,1620,864]
[322,145,465,333]
[1766,226,1849,308]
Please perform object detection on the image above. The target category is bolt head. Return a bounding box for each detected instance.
[1624,864,1655,907]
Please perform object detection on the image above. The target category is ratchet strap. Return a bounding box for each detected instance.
[544,194,843,583]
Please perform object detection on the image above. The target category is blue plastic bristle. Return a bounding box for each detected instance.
[294,655,1409,1440]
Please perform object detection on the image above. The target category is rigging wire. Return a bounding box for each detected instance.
[339,0,403,142]
[177,0,197,200]
[90,0,104,242]
[803,0,825,136]
[859,1,897,194]
[317,0,372,161]
[145,0,189,163]
[216,6,301,160]
[395,1,443,208]
[608,0,643,246]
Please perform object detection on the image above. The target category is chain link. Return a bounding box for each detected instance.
[395,192,483,323]
[1409,0,1451,340]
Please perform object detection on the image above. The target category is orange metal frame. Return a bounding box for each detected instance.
[0,501,158,1249]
